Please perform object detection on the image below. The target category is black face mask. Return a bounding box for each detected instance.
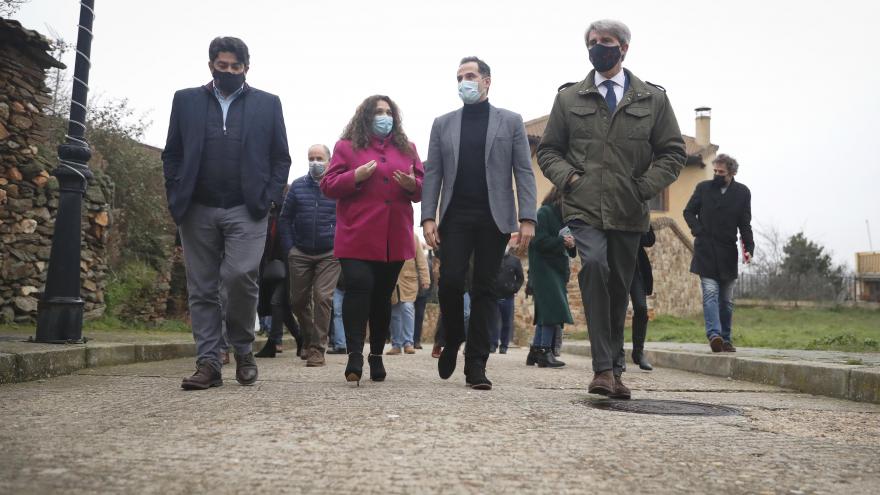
[589,43,622,73]
[212,70,245,94]
[712,175,727,188]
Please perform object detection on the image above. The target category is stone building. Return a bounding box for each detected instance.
[0,19,113,323]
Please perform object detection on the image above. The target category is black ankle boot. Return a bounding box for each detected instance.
[536,347,565,368]
[254,340,277,358]
[368,354,386,382]
[632,350,653,371]
[438,344,460,379]
[465,365,492,390]
[526,346,539,366]
[345,352,363,385]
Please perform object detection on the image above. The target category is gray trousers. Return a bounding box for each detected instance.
[179,203,267,370]
[288,247,340,354]
[569,221,641,374]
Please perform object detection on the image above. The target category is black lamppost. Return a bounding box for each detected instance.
[35,0,96,343]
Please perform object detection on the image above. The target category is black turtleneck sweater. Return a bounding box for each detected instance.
[450,99,491,212]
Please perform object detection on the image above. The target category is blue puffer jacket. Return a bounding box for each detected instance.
[279,174,337,255]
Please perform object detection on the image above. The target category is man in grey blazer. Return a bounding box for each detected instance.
[422,56,537,390]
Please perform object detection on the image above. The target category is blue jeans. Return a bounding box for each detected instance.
[532,324,558,348]
[390,301,416,348]
[331,288,347,349]
[700,277,735,343]
[490,296,515,349]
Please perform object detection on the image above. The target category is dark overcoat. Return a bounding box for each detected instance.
[528,204,576,325]
[683,179,754,281]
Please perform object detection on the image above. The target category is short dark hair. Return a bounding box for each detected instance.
[712,153,739,175]
[459,56,491,78]
[209,36,250,66]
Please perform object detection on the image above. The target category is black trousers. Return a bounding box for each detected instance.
[569,221,641,374]
[438,208,510,367]
[339,259,403,355]
[268,280,300,346]
[629,271,649,353]
[413,292,429,346]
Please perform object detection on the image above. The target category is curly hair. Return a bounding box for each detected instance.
[713,153,739,175]
[341,95,414,156]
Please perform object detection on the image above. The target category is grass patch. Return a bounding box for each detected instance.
[0,315,190,335]
[567,306,880,353]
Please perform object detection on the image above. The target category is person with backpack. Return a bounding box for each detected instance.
[490,248,524,353]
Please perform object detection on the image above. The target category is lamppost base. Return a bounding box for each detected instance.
[35,297,86,344]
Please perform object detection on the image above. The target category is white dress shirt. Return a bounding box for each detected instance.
[595,69,626,104]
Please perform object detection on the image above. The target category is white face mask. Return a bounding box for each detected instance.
[308,160,326,179]
[458,80,481,104]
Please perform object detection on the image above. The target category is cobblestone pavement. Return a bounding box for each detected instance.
[1,347,878,494]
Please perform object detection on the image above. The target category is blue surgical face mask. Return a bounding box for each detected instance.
[308,160,326,179]
[373,115,393,137]
[458,80,481,104]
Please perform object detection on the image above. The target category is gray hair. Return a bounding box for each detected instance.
[309,144,332,160]
[584,19,631,46]
[713,154,739,175]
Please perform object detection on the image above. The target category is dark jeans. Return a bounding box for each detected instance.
[629,271,648,352]
[339,259,404,356]
[489,295,515,350]
[413,293,429,346]
[569,221,641,375]
[438,208,510,367]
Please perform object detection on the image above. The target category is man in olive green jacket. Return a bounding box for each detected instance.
[537,19,686,399]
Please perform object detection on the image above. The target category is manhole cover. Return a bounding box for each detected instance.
[585,399,741,416]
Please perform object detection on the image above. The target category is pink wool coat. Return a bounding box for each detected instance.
[320,137,424,262]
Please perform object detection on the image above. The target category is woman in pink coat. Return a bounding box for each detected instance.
[320,95,424,385]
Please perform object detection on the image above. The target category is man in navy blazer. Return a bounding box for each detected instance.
[162,36,292,390]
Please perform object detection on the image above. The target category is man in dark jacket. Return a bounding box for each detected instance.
[163,37,291,390]
[627,227,655,370]
[684,154,754,353]
[279,144,340,366]
[537,19,686,399]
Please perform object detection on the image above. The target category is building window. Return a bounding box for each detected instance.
[648,187,668,212]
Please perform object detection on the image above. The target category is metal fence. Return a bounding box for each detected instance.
[734,273,858,303]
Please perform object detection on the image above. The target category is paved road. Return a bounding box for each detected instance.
[1,347,878,494]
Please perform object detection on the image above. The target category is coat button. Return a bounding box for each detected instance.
[380,157,387,163]
[384,200,391,204]
[383,177,389,183]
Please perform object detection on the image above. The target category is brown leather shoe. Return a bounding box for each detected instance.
[386,347,402,355]
[220,351,230,365]
[404,345,415,354]
[306,348,326,367]
[609,375,631,400]
[722,341,737,352]
[431,344,442,359]
[587,370,615,395]
[709,335,724,353]
[234,352,258,385]
[181,364,222,390]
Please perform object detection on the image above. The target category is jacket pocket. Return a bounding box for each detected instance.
[624,106,652,140]
[569,105,598,138]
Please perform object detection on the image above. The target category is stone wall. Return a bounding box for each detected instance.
[0,19,113,323]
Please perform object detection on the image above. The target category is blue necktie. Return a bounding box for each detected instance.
[602,80,617,114]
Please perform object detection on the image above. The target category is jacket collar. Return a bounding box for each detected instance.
[577,68,653,104]
[202,80,252,95]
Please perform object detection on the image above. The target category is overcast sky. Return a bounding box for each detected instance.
[12,0,880,267]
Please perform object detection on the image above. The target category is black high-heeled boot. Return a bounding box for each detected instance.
[368,354,386,382]
[345,352,363,385]
[526,346,539,366]
[254,340,277,358]
[535,347,565,368]
[632,350,653,371]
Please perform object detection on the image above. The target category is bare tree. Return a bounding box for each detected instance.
[44,25,73,117]
[1,0,29,17]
